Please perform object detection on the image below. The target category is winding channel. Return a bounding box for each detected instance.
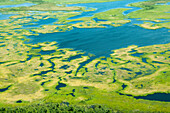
[67,0,147,19]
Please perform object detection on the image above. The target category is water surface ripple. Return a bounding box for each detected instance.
[28,26,170,57]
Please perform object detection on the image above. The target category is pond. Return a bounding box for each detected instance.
[119,93,170,102]
[55,82,67,90]
[0,85,12,92]
[134,93,170,102]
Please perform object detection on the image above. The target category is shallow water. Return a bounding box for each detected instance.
[23,18,58,28]
[123,7,142,15]
[0,13,16,20]
[0,3,35,20]
[156,2,170,5]
[67,20,84,24]
[93,18,107,22]
[67,0,147,19]
[0,3,35,8]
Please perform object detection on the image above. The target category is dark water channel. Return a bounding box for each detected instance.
[120,93,170,102]
[135,93,170,102]
[0,85,12,92]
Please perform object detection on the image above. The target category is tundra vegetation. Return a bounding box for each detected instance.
[0,0,169,112]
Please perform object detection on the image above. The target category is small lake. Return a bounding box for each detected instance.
[0,13,16,20]
[28,25,170,57]
[55,82,67,90]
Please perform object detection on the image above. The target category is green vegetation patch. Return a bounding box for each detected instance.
[11,82,40,95]
[128,0,170,29]
[94,8,131,25]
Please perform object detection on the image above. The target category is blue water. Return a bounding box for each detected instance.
[67,20,84,24]
[0,3,35,8]
[0,13,16,20]
[28,25,170,57]
[23,18,58,28]
[26,11,48,15]
[127,18,144,24]
[67,0,147,19]
[156,3,166,5]
[0,0,170,58]
[0,0,169,103]
[123,7,142,15]
[156,2,170,5]
[131,53,144,57]
[0,3,35,20]
[126,18,170,25]
[93,18,107,22]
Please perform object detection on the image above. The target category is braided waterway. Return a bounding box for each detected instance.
[26,0,170,102]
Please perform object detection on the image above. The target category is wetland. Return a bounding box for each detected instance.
[0,0,170,112]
